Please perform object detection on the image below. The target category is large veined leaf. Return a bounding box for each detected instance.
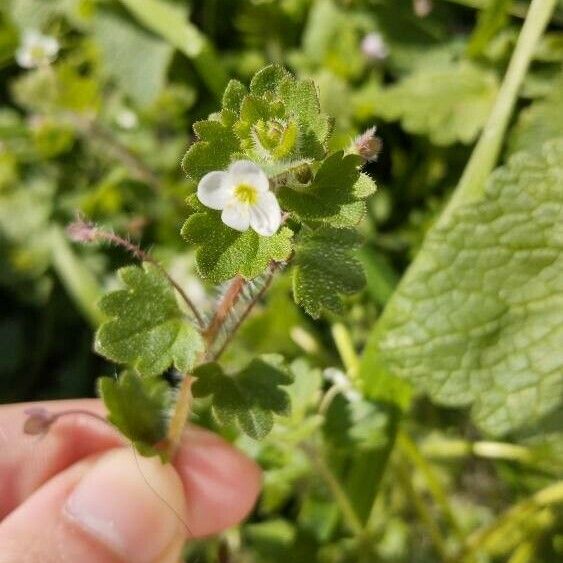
[373,62,499,145]
[95,262,203,376]
[370,140,563,436]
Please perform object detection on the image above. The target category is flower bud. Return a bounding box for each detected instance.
[351,126,383,162]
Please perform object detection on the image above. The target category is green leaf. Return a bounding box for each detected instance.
[98,371,171,459]
[181,119,240,182]
[324,394,389,452]
[508,74,563,156]
[95,262,203,376]
[117,0,228,97]
[278,151,376,228]
[222,79,247,113]
[293,227,365,318]
[94,12,173,107]
[192,355,293,439]
[467,0,512,58]
[374,140,563,436]
[181,209,293,283]
[373,62,498,145]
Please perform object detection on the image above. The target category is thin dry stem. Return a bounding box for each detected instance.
[68,218,205,328]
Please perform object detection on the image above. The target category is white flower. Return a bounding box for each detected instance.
[115,109,139,130]
[197,160,282,237]
[16,30,59,69]
[361,32,389,61]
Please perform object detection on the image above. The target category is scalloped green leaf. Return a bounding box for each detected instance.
[181,119,240,182]
[181,210,293,283]
[373,62,499,145]
[98,371,171,459]
[373,140,563,436]
[192,355,293,439]
[95,262,204,376]
[293,227,365,318]
[278,151,376,228]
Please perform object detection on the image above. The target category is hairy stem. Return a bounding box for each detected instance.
[212,263,279,360]
[204,275,246,346]
[69,220,205,328]
[165,374,194,457]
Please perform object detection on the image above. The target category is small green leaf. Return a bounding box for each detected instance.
[192,355,293,439]
[293,227,365,318]
[373,140,563,436]
[373,62,498,145]
[222,79,247,113]
[278,151,376,228]
[324,394,388,451]
[250,64,292,96]
[99,371,171,459]
[181,210,293,283]
[95,262,203,376]
[181,119,240,182]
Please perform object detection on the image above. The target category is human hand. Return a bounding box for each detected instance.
[0,400,261,562]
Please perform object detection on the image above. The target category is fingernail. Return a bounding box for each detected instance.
[64,449,185,563]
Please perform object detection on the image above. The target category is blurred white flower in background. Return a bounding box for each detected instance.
[197,160,281,236]
[361,32,389,61]
[16,30,59,69]
[324,368,361,403]
[115,109,139,130]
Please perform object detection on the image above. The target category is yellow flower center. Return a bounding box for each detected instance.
[234,183,258,205]
[30,45,46,60]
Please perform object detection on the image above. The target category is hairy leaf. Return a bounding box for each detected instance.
[373,62,498,145]
[374,140,563,436]
[181,208,293,283]
[99,371,171,459]
[192,355,293,439]
[293,227,365,318]
[278,151,376,228]
[95,263,203,376]
[182,119,240,182]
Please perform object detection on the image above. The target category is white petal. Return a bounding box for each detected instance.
[197,171,231,210]
[222,202,251,232]
[15,48,33,68]
[228,160,269,192]
[43,37,59,58]
[249,191,282,236]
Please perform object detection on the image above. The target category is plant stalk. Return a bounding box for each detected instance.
[165,374,194,457]
[438,0,557,227]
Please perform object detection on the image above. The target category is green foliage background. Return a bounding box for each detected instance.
[1,0,563,561]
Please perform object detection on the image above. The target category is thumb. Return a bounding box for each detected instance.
[0,448,188,563]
